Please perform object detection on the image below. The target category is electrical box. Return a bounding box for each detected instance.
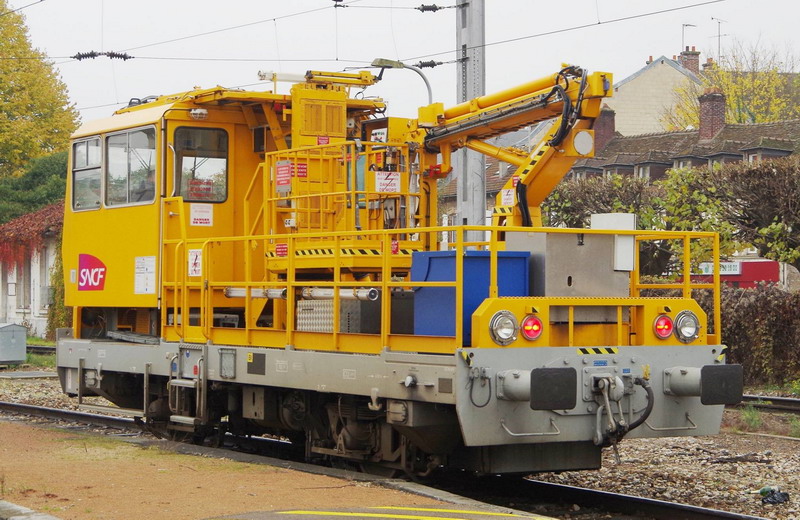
[411,251,530,344]
[505,231,631,323]
[0,323,26,364]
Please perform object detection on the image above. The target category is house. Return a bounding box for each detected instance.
[573,90,800,181]
[603,47,703,136]
[0,202,63,337]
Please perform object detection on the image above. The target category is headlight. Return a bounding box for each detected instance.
[674,310,700,343]
[653,314,673,339]
[489,310,518,346]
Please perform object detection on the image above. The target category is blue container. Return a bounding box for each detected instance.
[411,251,530,344]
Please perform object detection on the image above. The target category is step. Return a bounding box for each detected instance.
[170,414,199,426]
[79,403,143,417]
[168,378,197,389]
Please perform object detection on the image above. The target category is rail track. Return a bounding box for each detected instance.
[0,401,135,429]
[25,345,56,356]
[0,399,770,520]
[740,394,800,414]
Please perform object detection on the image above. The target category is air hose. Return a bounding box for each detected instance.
[627,377,654,432]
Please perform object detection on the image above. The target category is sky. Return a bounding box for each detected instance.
[8,0,800,124]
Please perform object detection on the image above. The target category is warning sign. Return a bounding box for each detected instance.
[512,175,520,187]
[190,203,213,226]
[188,249,202,277]
[188,179,213,199]
[376,171,401,193]
[275,243,288,257]
[275,160,292,193]
[295,162,308,178]
[501,189,515,206]
[317,136,330,145]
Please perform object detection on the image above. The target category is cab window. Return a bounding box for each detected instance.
[174,127,228,202]
[106,127,156,206]
[72,137,102,210]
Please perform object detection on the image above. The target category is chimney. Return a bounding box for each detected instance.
[646,55,653,65]
[679,45,701,74]
[594,105,616,152]
[698,87,725,140]
[702,57,715,71]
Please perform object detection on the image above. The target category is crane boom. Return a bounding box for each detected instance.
[419,66,612,227]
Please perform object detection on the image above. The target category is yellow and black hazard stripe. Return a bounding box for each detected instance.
[577,347,619,355]
[267,248,414,258]
[342,248,383,256]
[717,346,729,362]
[493,206,513,215]
[519,148,547,176]
[295,248,334,256]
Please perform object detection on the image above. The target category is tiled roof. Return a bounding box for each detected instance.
[714,120,800,153]
[596,119,800,164]
[637,150,673,164]
[740,136,796,152]
[439,119,800,199]
[603,152,639,167]
[614,56,701,90]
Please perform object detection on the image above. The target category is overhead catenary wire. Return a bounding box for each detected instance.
[120,2,363,53]
[402,0,727,61]
[0,0,44,17]
[6,0,724,68]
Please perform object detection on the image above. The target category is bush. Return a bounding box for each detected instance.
[716,284,800,385]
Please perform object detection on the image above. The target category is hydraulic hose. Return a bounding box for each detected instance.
[544,85,572,147]
[628,377,654,432]
[515,181,533,227]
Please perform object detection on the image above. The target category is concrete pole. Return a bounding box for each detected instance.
[455,0,486,243]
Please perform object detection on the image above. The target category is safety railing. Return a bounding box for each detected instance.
[252,141,431,249]
[159,224,722,352]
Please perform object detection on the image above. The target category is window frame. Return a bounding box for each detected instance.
[173,126,229,204]
[104,125,158,208]
[71,136,103,211]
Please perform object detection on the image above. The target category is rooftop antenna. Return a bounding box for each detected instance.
[711,17,727,61]
[682,23,696,51]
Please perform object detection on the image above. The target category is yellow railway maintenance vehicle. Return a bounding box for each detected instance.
[57,65,742,476]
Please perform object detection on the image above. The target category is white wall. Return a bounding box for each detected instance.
[0,238,58,337]
[605,59,695,136]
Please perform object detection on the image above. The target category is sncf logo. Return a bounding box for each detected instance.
[78,254,107,291]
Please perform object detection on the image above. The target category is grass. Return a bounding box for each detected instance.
[25,353,56,368]
[741,404,763,430]
[26,336,55,347]
[790,417,800,438]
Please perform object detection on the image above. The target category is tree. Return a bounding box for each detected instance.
[711,156,800,273]
[656,165,741,258]
[0,1,78,178]
[662,40,799,130]
[0,150,67,224]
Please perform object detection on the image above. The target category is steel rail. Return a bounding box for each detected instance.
[523,480,768,520]
[0,401,136,430]
[26,345,56,355]
[740,394,800,414]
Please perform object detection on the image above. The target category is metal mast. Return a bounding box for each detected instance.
[455,0,486,239]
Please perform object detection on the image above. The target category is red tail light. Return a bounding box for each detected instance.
[654,314,674,339]
[521,315,544,341]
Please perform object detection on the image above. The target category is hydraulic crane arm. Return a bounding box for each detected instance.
[420,65,612,227]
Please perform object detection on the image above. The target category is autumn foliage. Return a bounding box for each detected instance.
[0,201,63,265]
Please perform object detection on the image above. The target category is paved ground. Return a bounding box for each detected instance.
[0,418,545,520]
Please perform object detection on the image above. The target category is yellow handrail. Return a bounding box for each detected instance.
[161,224,722,350]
